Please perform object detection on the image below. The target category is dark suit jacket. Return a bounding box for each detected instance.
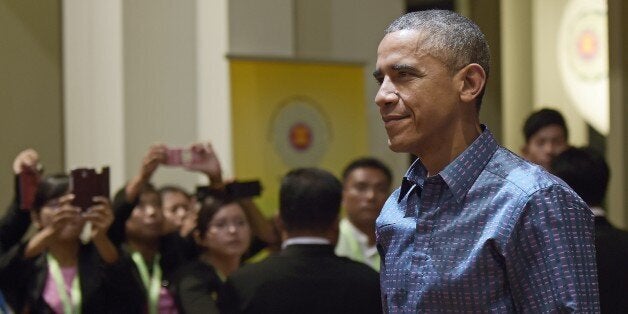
[595,216,628,313]
[219,244,382,314]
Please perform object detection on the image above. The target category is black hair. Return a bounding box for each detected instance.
[140,183,159,198]
[196,196,239,238]
[551,147,609,207]
[33,174,69,212]
[523,108,568,142]
[342,157,393,186]
[279,168,342,233]
[158,185,191,199]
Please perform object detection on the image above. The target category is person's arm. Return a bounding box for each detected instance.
[0,149,41,252]
[505,185,599,312]
[108,144,165,246]
[238,199,279,246]
[85,196,118,263]
[23,194,80,258]
[0,187,30,253]
[185,142,224,189]
[126,144,166,202]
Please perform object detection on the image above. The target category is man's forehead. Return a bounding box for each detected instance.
[379,29,429,50]
[376,32,432,66]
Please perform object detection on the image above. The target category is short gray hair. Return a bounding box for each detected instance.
[386,10,491,96]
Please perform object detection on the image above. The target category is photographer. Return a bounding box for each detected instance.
[107,142,278,313]
[172,196,252,313]
[107,142,233,313]
[0,173,119,313]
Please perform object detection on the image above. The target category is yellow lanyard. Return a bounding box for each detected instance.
[46,254,81,314]
[131,252,162,314]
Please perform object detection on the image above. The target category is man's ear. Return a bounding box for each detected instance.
[457,63,486,103]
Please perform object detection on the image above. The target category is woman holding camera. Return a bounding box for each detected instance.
[0,174,119,313]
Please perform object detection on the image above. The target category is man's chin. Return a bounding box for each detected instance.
[388,139,407,153]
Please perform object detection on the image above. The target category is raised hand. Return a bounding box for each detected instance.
[140,144,167,181]
[13,149,41,175]
[84,196,114,241]
[185,142,224,188]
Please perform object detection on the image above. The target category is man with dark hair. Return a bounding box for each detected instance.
[521,108,570,170]
[336,158,392,271]
[552,147,628,313]
[374,10,598,312]
[219,168,381,314]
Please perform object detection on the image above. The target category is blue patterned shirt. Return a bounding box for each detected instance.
[376,127,599,313]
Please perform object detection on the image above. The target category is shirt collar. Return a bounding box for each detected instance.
[397,159,427,203]
[440,126,498,204]
[590,206,605,217]
[342,219,369,243]
[282,236,330,250]
[397,125,498,204]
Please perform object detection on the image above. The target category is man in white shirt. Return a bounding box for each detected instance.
[336,158,392,271]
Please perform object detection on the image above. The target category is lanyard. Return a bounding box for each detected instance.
[131,252,162,314]
[46,254,81,314]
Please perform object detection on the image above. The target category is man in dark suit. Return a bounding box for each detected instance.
[552,147,628,313]
[219,168,382,314]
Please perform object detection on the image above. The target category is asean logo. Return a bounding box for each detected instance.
[269,97,331,167]
[557,0,609,134]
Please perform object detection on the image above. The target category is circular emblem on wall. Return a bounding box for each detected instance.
[557,0,609,134]
[269,97,331,167]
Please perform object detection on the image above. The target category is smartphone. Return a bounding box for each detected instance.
[225,180,262,198]
[165,148,202,166]
[18,168,40,210]
[70,167,110,211]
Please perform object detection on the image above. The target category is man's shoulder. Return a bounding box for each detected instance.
[481,146,568,196]
[230,247,378,283]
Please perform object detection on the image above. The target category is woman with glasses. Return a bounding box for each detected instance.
[172,197,252,313]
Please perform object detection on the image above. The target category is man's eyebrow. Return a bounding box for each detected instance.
[391,64,417,72]
[373,64,419,79]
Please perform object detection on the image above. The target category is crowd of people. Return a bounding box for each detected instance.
[0,142,391,313]
[1,8,625,314]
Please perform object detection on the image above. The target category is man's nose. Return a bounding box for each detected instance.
[374,78,398,107]
[365,188,376,200]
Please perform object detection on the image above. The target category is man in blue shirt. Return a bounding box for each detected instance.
[373,10,599,312]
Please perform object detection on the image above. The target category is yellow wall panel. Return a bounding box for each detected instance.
[230,59,367,215]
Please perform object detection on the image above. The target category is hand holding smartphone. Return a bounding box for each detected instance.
[164,147,203,167]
